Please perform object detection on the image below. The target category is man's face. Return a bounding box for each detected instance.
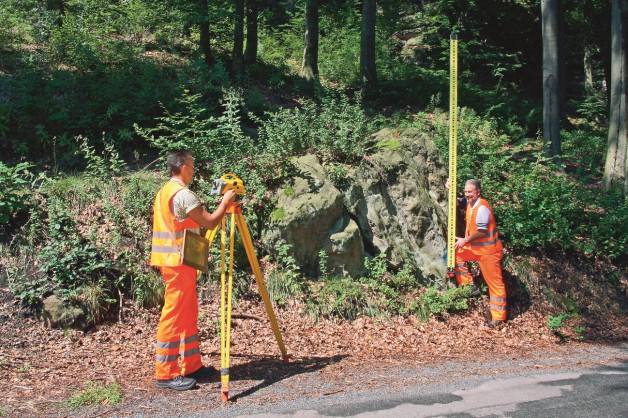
[181,158,195,185]
[464,183,480,206]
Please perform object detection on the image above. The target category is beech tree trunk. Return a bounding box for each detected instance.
[245,0,258,66]
[300,0,319,81]
[603,0,628,193]
[360,0,377,89]
[232,0,245,75]
[198,0,212,66]
[542,0,562,164]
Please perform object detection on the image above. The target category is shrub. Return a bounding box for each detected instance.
[306,278,379,321]
[266,243,306,306]
[0,162,33,224]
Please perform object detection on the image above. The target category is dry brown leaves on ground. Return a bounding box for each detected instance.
[1,284,626,416]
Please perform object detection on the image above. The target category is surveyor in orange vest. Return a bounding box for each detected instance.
[450,179,506,328]
[150,150,236,391]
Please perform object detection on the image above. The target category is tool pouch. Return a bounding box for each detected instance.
[181,229,210,272]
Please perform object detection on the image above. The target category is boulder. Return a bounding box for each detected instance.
[263,128,449,284]
[42,294,88,330]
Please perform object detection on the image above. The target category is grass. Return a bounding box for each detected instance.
[64,381,123,410]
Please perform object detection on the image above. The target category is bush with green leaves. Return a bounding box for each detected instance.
[0,161,33,224]
[257,89,377,161]
[306,278,379,322]
[266,243,306,306]
[418,286,472,319]
[547,313,571,332]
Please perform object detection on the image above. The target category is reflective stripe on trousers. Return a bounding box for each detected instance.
[454,247,506,321]
[155,264,203,380]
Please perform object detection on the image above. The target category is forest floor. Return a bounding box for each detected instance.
[1,252,627,417]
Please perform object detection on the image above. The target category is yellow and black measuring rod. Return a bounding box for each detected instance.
[206,174,290,402]
[447,34,458,280]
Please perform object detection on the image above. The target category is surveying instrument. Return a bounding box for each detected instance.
[447,34,459,280]
[207,174,289,402]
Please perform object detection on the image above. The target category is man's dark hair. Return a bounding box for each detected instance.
[166,150,192,176]
[466,179,481,192]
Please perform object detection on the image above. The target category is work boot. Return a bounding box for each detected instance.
[155,375,196,391]
[184,365,216,380]
[485,320,505,328]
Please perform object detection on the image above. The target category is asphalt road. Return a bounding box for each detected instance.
[215,343,628,418]
[66,342,628,417]
[242,365,628,417]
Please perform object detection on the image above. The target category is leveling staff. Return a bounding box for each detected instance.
[150,150,236,391]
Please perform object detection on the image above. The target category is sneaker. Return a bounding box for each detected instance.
[155,375,196,391]
[485,320,505,328]
[184,365,216,380]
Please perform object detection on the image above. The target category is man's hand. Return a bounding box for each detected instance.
[221,189,236,206]
[454,236,467,250]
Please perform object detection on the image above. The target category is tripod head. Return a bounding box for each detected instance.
[210,173,246,196]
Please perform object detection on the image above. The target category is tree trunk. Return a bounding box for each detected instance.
[245,0,258,66]
[46,0,64,25]
[360,0,377,89]
[232,0,245,75]
[603,0,628,193]
[198,0,212,66]
[584,47,594,92]
[300,0,319,81]
[542,0,562,164]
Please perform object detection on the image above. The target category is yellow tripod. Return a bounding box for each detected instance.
[205,201,289,402]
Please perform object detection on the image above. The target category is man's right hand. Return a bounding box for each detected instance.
[221,189,236,206]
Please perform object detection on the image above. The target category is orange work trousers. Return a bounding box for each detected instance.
[455,247,507,321]
[155,264,203,380]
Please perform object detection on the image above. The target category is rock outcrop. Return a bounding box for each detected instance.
[263,128,450,284]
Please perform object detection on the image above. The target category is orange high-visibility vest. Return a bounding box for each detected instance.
[465,197,502,255]
[150,181,200,266]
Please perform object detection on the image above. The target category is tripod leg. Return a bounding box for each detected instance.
[219,216,230,401]
[234,212,290,362]
[221,212,236,401]
[205,223,220,247]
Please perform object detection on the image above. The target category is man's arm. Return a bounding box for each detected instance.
[187,189,236,230]
[455,229,488,249]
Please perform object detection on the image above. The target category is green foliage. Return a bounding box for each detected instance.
[0,0,38,48]
[39,227,112,299]
[317,250,330,280]
[266,243,305,306]
[306,278,379,322]
[574,325,585,340]
[0,161,33,224]
[257,90,377,161]
[364,254,388,280]
[318,26,360,85]
[131,268,164,309]
[547,314,571,332]
[77,135,125,177]
[136,89,253,167]
[7,246,48,305]
[65,381,122,410]
[417,287,471,319]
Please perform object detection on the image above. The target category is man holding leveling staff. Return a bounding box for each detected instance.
[150,150,235,391]
[447,178,507,328]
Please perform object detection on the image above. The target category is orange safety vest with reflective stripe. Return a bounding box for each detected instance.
[150,181,200,266]
[465,197,502,256]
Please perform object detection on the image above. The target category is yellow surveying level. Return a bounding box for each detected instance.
[447,34,458,279]
[205,175,289,402]
[211,173,246,195]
